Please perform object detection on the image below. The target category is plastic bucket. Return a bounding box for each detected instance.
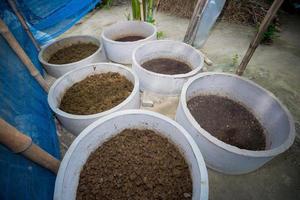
[48,63,140,135]
[54,109,209,200]
[101,21,157,64]
[39,35,106,78]
[132,40,204,95]
[176,72,295,174]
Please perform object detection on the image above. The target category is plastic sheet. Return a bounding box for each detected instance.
[0,1,60,199]
[14,0,100,44]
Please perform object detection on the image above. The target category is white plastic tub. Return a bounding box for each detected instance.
[176,72,295,175]
[48,63,140,135]
[101,21,157,64]
[132,40,204,95]
[39,35,106,78]
[54,110,209,200]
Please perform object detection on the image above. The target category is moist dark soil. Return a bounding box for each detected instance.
[141,58,192,75]
[48,43,99,64]
[59,72,133,115]
[76,129,192,200]
[115,35,145,42]
[187,94,266,150]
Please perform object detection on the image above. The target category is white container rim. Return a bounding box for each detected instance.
[39,35,102,68]
[132,40,204,78]
[48,62,140,120]
[55,109,209,200]
[179,72,295,157]
[101,21,157,45]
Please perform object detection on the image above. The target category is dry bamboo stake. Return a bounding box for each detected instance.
[236,0,284,76]
[0,18,49,92]
[7,0,40,51]
[184,0,208,45]
[0,119,60,174]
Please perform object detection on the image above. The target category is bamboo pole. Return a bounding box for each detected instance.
[7,0,40,51]
[236,0,284,76]
[142,0,147,21]
[147,0,154,22]
[184,0,208,45]
[132,0,141,20]
[0,19,49,92]
[0,119,60,174]
[139,0,145,21]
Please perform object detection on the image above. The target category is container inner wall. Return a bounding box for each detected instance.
[134,42,202,71]
[103,22,155,41]
[42,37,100,62]
[52,66,135,111]
[185,75,291,150]
[60,114,202,200]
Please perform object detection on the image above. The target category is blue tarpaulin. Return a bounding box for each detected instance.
[0,0,99,199]
[15,0,100,44]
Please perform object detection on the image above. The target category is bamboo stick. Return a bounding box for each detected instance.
[132,0,141,20]
[0,119,60,174]
[142,0,147,21]
[139,0,145,21]
[184,0,208,45]
[236,0,284,76]
[0,18,49,92]
[147,0,154,22]
[7,0,40,51]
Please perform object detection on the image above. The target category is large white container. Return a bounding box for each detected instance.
[39,35,106,78]
[176,72,295,174]
[101,21,157,64]
[48,63,140,135]
[132,40,204,95]
[54,110,209,200]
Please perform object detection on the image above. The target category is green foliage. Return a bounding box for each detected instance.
[131,0,155,22]
[261,24,279,44]
[231,53,239,67]
[124,12,131,21]
[94,0,113,10]
[157,31,165,39]
[103,0,113,9]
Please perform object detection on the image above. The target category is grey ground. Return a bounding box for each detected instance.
[52,5,300,200]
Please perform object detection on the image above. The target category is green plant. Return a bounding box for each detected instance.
[103,0,113,9]
[131,0,155,23]
[261,24,279,44]
[231,53,239,67]
[131,0,141,20]
[124,12,131,21]
[157,31,165,39]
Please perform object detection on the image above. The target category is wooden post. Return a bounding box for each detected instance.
[236,0,284,76]
[0,119,60,174]
[0,19,49,92]
[184,0,208,45]
[7,0,40,51]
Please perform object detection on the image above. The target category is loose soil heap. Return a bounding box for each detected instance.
[142,58,192,75]
[115,35,145,42]
[187,94,266,150]
[76,129,192,200]
[59,72,133,115]
[48,43,99,64]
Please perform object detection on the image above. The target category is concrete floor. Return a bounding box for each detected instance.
[56,5,300,200]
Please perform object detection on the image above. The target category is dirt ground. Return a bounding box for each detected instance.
[52,5,300,200]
